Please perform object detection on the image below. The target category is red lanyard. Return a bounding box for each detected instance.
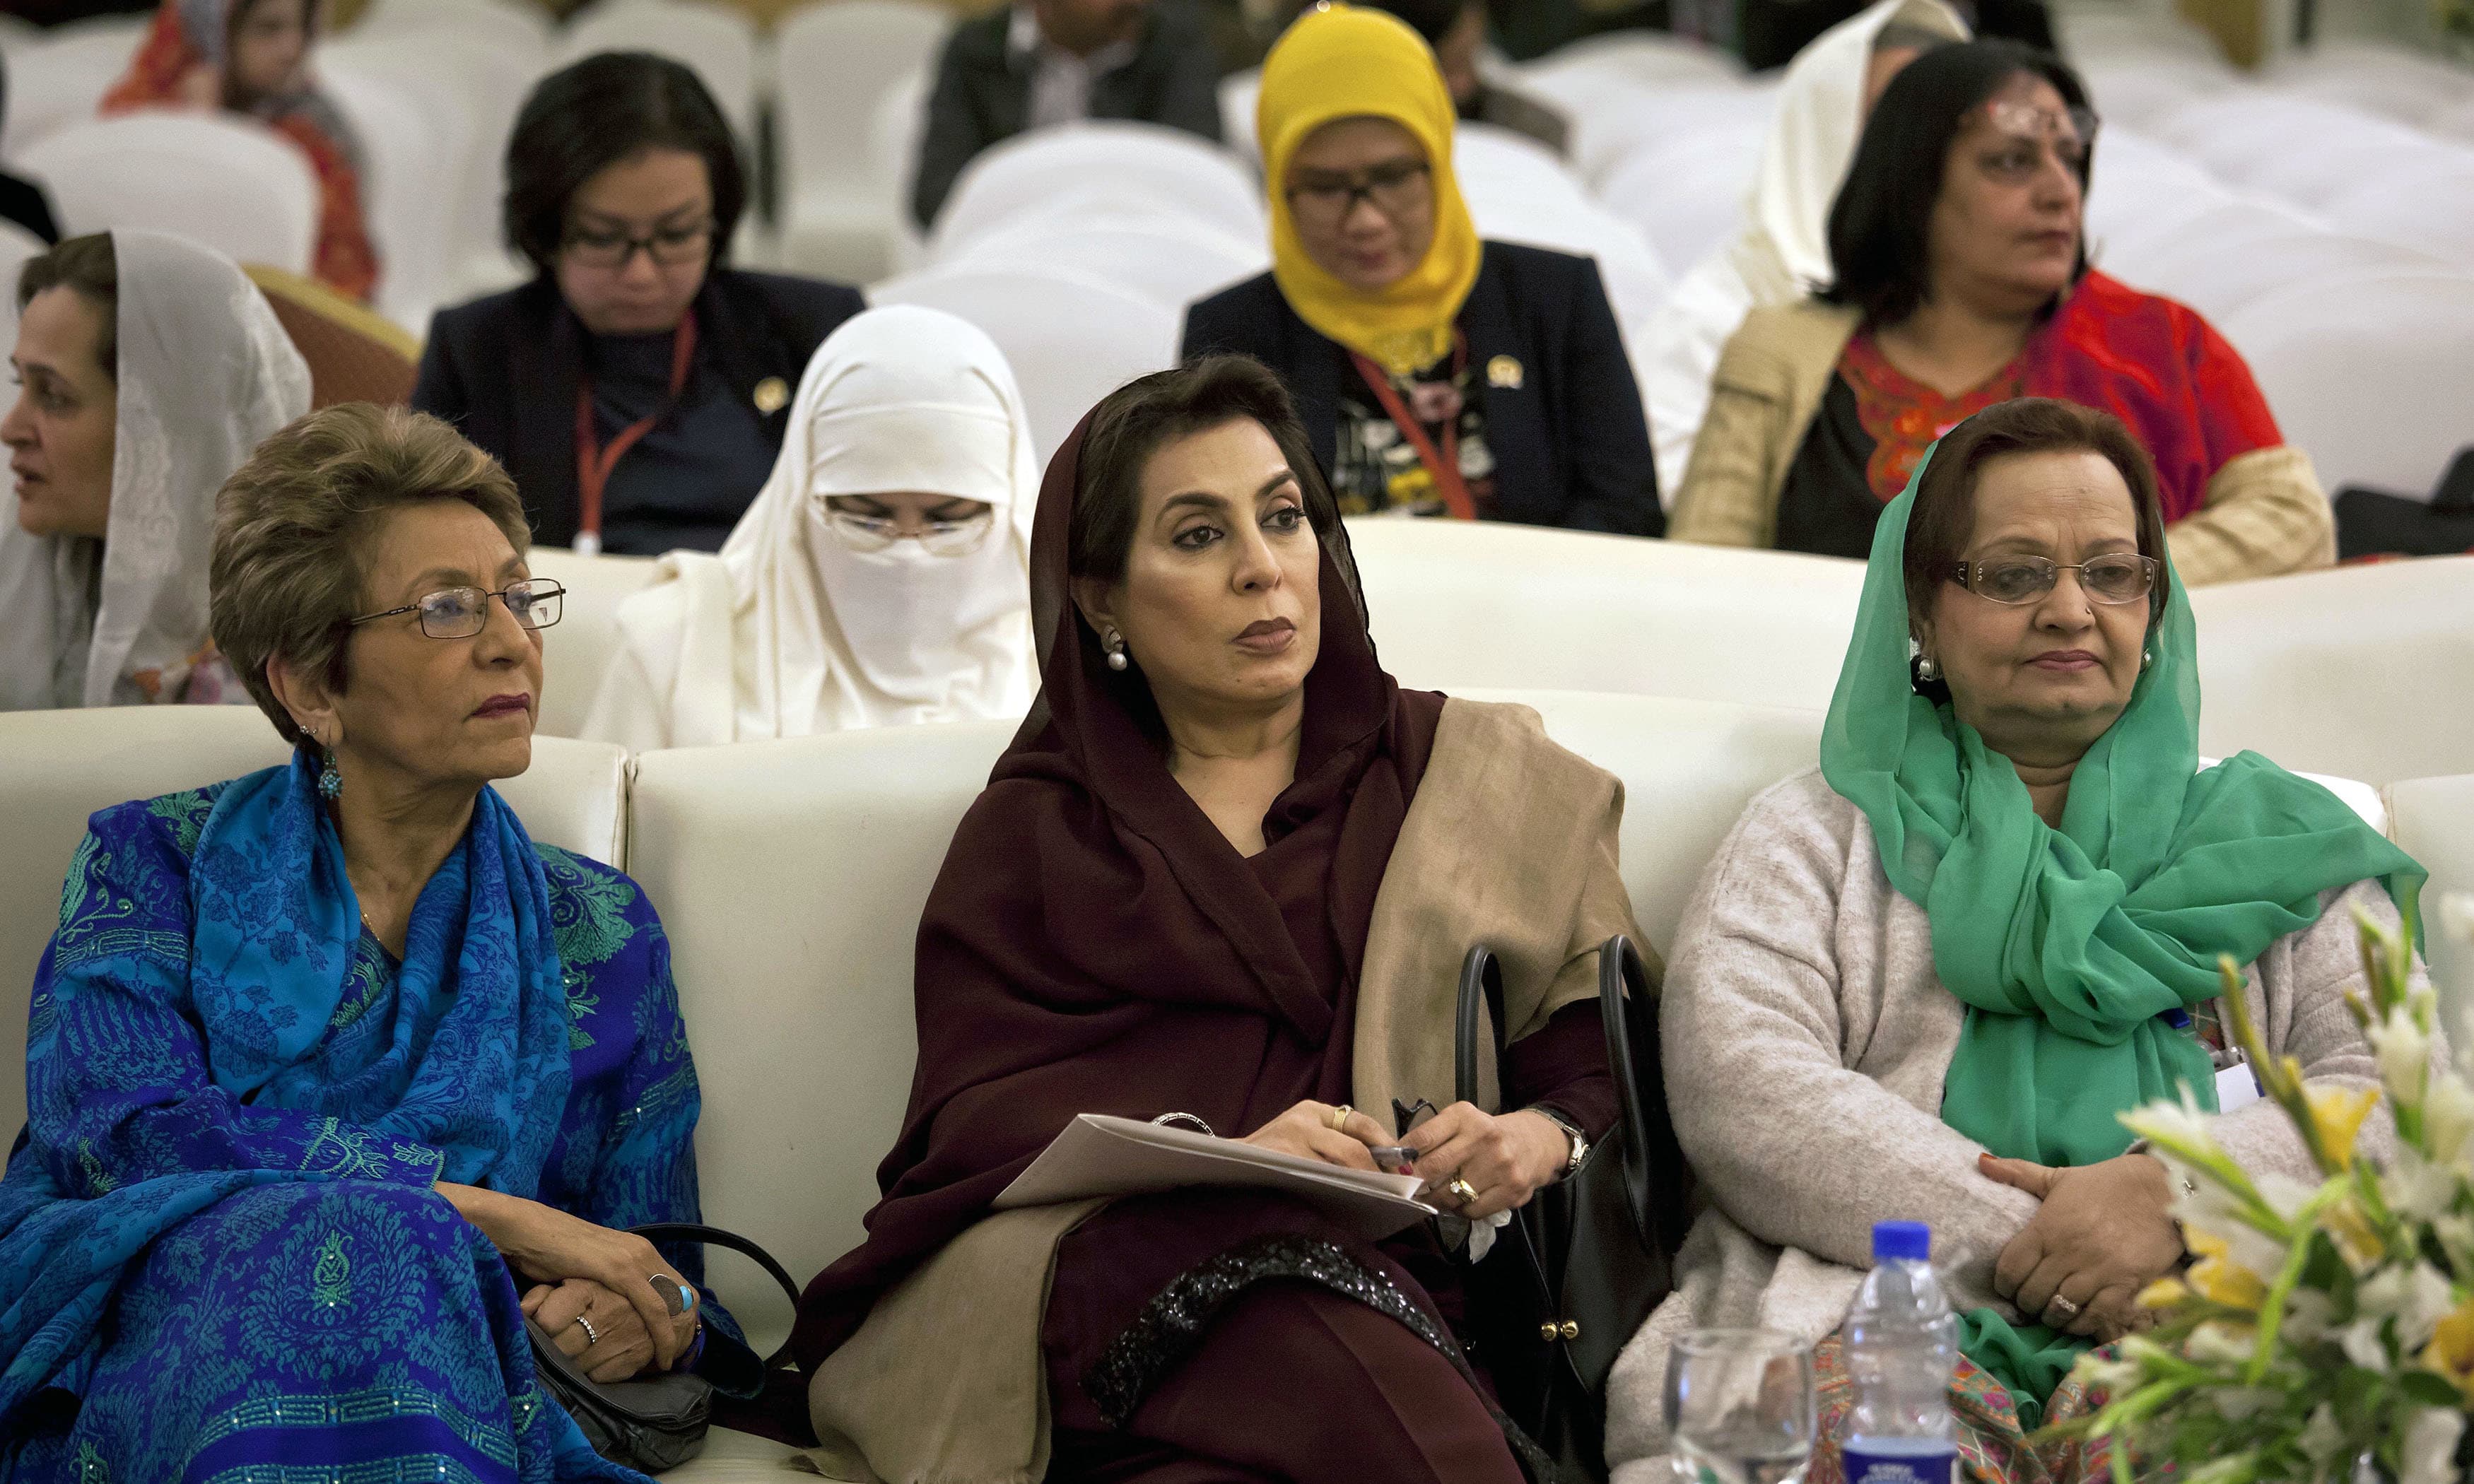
[1349,333,1475,522]
[571,312,698,556]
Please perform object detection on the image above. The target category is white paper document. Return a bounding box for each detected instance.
[994,1114,1438,1240]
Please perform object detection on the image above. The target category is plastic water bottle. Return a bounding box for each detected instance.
[1841,1220,1959,1484]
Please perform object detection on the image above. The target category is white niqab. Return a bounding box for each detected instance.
[580,306,1038,747]
[1643,0,1966,494]
[0,230,310,709]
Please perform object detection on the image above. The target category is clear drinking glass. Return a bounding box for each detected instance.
[1666,1327,1818,1484]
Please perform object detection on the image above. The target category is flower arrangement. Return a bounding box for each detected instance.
[2056,894,2474,1484]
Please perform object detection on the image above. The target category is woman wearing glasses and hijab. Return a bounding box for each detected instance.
[1669,40,2332,585]
[578,306,1039,748]
[1180,3,1663,536]
[1,405,762,1478]
[1607,396,2423,1483]
[414,53,864,558]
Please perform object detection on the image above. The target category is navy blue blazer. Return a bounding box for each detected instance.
[414,267,864,548]
[1180,241,1663,537]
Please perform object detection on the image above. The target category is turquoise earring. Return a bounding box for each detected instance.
[318,747,341,803]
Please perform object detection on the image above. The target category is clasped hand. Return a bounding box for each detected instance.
[1241,1100,1570,1222]
[436,1182,699,1382]
[1979,1150,2184,1343]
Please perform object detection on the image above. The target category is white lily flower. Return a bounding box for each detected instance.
[2373,1003,2434,1109]
[2338,1314,2392,1370]
[2076,1353,2146,1397]
[2384,1146,2461,1223]
[2122,1090,2222,1162]
[2207,1386,2284,1423]
[2188,1320,2258,1366]
[2282,1289,2336,1345]
[2297,1403,2345,1468]
[2397,1262,2457,1350]
[2425,1070,2474,1167]
[2403,1407,2467,1484]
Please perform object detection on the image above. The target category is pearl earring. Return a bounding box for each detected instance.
[1104,630,1129,673]
[1917,653,1940,682]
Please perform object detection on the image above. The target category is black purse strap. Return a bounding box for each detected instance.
[1453,940,1663,1245]
[631,1222,806,1371]
[1595,935,1657,1245]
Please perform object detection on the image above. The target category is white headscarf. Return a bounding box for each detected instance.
[581,306,1038,748]
[1643,0,1966,494]
[0,230,310,710]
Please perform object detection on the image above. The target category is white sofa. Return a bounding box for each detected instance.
[2,697,2451,1478]
[524,532,2474,789]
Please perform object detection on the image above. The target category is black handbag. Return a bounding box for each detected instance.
[523,1222,804,1473]
[1453,936,1695,1483]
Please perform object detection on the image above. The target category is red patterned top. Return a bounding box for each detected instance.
[1834,271,2285,521]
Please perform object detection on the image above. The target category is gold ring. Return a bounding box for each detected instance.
[1326,1105,1354,1132]
[1448,1178,1479,1204]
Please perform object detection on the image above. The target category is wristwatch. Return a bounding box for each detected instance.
[1536,1109,1588,1181]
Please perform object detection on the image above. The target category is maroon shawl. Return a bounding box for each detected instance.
[791,410,1446,1369]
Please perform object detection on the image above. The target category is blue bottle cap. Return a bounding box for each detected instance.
[1873,1220,1931,1262]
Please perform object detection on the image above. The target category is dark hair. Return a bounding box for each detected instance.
[1356,0,1473,43]
[1069,354,1340,589]
[17,233,119,382]
[212,405,529,747]
[1821,39,2093,326]
[502,52,746,275]
[1904,396,2171,647]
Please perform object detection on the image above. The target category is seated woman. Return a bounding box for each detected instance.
[1643,0,1966,492]
[1607,397,2425,1481]
[0,405,759,1478]
[792,355,1654,1483]
[578,305,1038,747]
[102,0,378,302]
[1669,41,2335,586]
[1181,4,1661,536]
[414,53,864,558]
[0,230,310,710]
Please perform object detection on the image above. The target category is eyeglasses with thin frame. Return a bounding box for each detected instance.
[346,578,566,639]
[562,219,715,270]
[1952,553,2157,606]
[825,509,997,558]
[1978,101,2099,181]
[1285,159,1432,228]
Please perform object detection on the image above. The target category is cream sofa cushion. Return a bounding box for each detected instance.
[2188,556,2474,787]
[622,719,1017,1355]
[0,705,627,1131]
[528,546,659,740]
[2389,772,2474,1033]
[1349,519,1866,714]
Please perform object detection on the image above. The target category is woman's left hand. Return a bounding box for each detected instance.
[1981,1151,2184,1341]
[1400,1103,1571,1222]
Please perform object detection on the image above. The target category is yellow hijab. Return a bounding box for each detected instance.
[1257,3,1483,377]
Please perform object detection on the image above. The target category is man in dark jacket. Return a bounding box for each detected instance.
[912,0,1225,232]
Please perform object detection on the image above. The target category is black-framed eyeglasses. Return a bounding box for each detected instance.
[562,219,714,269]
[346,579,565,639]
[1952,554,2157,606]
[1286,160,1431,226]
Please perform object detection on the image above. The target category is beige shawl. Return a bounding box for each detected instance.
[802,695,1650,1483]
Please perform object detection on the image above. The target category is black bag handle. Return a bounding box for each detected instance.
[631,1221,806,1371]
[1453,944,1504,1107]
[1595,935,1657,1247]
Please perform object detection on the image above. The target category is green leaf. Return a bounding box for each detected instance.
[2398,1369,2461,1408]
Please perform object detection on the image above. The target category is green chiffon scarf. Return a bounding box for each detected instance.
[1819,449,2426,1425]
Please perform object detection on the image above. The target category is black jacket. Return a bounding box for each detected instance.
[412,267,864,548]
[912,1,1224,230]
[1181,241,1664,536]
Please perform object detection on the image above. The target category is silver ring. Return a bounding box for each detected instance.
[573,1314,601,1346]
[2046,1295,2082,1323]
[650,1273,693,1317]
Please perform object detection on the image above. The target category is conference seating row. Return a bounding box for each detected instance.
[527,526,2474,788]
[6,686,2471,1476]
